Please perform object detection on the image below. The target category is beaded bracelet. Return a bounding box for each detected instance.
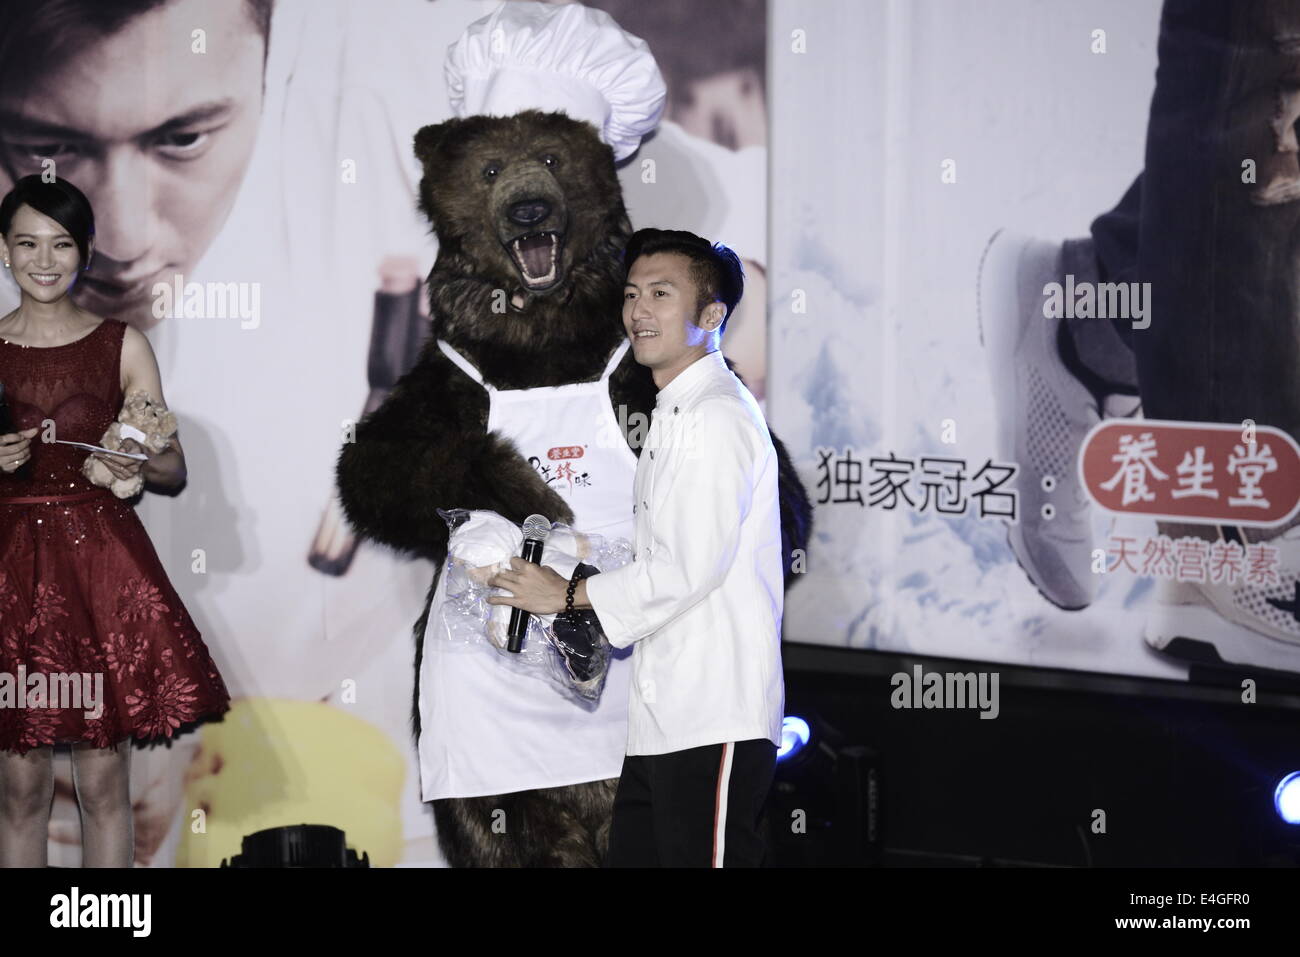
[565,564,588,615]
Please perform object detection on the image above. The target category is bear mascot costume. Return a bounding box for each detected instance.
[336,1,812,867]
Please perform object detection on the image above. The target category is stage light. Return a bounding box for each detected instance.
[221,825,370,867]
[769,711,882,866]
[778,715,811,762]
[1275,771,1300,825]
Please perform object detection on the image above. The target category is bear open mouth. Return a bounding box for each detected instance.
[507,231,562,289]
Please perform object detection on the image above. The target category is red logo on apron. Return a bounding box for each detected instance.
[548,446,584,460]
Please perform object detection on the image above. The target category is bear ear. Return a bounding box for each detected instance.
[414,122,455,167]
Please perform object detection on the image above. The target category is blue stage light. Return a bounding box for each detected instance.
[777,716,811,762]
[1276,771,1300,825]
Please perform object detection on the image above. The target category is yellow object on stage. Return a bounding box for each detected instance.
[177,698,405,867]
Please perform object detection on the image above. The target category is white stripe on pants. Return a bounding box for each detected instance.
[712,742,735,867]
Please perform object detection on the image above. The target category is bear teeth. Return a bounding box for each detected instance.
[511,232,558,286]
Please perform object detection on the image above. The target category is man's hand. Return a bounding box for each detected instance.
[487,557,570,615]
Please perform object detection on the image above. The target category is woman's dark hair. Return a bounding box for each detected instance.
[0,174,96,270]
[624,227,746,335]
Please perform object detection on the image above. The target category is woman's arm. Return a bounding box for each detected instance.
[114,325,187,491]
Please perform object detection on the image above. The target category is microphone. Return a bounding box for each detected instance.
[0,382,15,435]
[507,514,551,653]
[0,383,24,475]
[0,379,28,475]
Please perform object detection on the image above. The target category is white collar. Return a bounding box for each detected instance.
[654,349,728,411]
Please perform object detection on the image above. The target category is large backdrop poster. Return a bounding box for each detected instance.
[0,0,768,866]
[771,0,1300,685]
[6,0,1299,870]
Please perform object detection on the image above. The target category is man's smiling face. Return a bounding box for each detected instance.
[623,251,721,382]
[0,0,266,328]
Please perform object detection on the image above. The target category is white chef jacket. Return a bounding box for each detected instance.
[584,349,785,756]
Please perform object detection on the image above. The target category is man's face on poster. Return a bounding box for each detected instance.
[0,0,266,328]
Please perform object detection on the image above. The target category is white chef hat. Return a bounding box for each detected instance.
[445,1,667,163]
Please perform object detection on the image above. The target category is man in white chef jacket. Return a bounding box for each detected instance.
[488,227,784,867]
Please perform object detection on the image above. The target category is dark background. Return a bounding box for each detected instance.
[774,643,1300,867]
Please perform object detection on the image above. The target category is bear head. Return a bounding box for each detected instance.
[413,109,635,380]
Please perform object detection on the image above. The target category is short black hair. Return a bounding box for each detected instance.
[0,174,96,270]
[623,228,745,335]
[0,1,275,139]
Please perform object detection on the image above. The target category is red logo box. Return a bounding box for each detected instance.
[1079,419,1300,526]
[547,446,584,461]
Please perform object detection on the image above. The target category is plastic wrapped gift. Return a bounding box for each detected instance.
[428,508,632,705]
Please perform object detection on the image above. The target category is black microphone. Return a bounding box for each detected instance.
[0,382,15,435]
[507,514,551,653]
[0,382,23,475]
[0,382,28,478]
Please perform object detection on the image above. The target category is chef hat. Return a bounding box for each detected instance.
[446,1,667,162]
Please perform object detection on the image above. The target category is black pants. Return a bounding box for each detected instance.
[605,739,777,867]
[1088,0,1300,443]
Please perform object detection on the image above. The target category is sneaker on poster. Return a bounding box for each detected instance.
[1144,526,1300,674]
[978,230,1100,610]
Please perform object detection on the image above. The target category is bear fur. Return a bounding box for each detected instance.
[336,109,812,867]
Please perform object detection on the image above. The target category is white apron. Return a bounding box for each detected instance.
[417,337,638,800]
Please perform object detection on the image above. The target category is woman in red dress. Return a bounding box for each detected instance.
[0,176,229,867]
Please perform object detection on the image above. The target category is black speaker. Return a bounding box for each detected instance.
[833,744,883,866]
[767,714,882,866]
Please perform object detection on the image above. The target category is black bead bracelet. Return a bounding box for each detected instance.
[565,564,588,615]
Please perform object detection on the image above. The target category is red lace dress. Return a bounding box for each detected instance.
[0,319,229,754]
